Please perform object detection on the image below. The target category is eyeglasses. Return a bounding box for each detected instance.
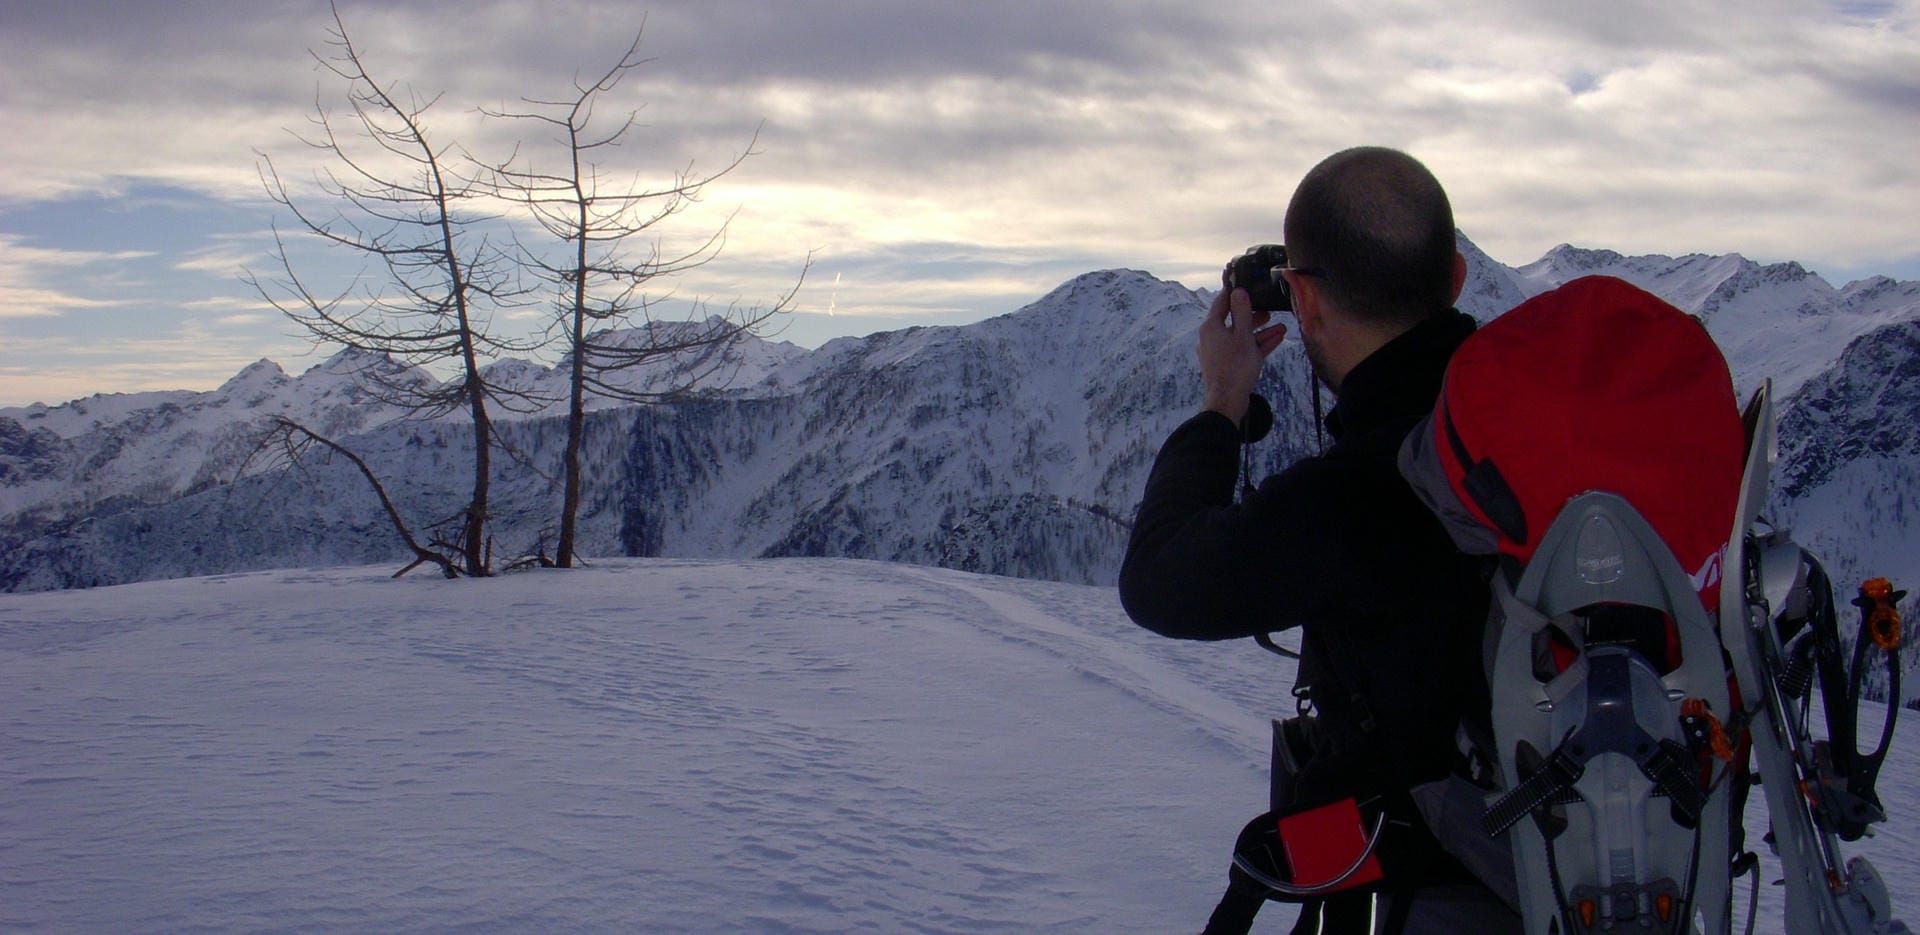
[1267,262,1329,311]
[1273,264,1326,279]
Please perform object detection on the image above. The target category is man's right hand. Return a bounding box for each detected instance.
[1199,288,1286,424]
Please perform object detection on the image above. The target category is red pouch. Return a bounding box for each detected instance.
[1278,798,1384,892]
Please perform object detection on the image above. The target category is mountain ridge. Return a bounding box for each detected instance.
[5,236,1920,608]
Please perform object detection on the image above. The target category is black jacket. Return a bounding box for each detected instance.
[1119,310,1489,805]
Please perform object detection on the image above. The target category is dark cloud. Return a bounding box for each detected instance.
[1491,0,1714,51]
[0,0,319,109]
[1,0,1243,111]
[1798,58,1920,118]
[518,0,1232,88]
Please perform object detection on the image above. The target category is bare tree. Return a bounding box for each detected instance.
[487,28,806,568]
[242,417,459,579]
[246,5,537,577]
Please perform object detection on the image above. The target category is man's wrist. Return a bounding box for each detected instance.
[1203,391,1248,425]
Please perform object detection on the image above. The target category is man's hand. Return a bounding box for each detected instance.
[1199,288,1287,424]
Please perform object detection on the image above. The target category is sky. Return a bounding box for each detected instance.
[1,0,1916,407]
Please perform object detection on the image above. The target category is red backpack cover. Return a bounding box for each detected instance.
[1421,275,1745,611]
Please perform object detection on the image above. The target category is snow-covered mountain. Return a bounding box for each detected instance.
[1510,244,1920,400]
[6,235,1920,634]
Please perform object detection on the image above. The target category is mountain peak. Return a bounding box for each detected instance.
[1841,275,1920,306]
[992,269,1202,352]
[1456,231,1529,319]
[1755,259,1815,284]
[1033,268,1169,304]
[1545,243,1625,266]
[218,358,288,395]
[309,346,405,377]
[1703,259,1830,310]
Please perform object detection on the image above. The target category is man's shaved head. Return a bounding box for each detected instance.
[1283,147,1457,326]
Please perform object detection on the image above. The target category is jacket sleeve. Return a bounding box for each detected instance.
[1118,411,1352,641]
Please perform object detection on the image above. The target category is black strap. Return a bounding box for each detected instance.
[1483,747,1584,837]
[1309,360,1325,456]
[1641,739,1707,826]
[1383,886,1416,935]
[1482,736,1703,839]
[1441,406,1528,546]
[1201,885,1263,935]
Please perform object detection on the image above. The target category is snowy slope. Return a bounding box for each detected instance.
[1,559,1914,932]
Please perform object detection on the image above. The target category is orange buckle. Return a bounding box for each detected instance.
[1859,578,1904,651]
[1681,698,1734,761]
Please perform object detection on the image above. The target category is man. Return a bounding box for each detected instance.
[1119,147,1516,933]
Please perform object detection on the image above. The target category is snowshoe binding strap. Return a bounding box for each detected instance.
[1482,648,1709,839]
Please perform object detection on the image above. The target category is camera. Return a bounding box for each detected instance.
[1223,244,1293,313]
[1219,245,1287,445]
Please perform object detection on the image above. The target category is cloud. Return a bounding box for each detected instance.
[174,235,276,276]
[7,2,1912,274]
[0,288,131,318]
[0,236,150,268]
[2,0,1919,404]
[0,235,151,317]
[182,296,276,312]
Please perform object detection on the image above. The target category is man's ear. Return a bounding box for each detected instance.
[1289,271,1324,333]
[1449,251,1468,304]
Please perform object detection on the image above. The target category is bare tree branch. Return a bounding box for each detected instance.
[242,417,460,579]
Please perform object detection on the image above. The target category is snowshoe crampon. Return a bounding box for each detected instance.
[1482,491,1735,934]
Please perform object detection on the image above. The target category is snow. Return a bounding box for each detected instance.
[3,558,1914,932]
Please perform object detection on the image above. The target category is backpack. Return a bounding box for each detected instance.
[1399,276,1909,934]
